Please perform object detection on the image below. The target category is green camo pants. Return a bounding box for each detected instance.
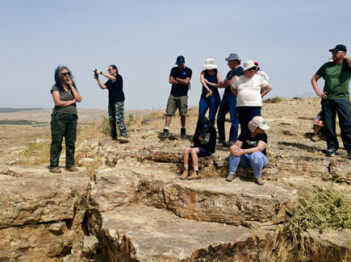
[50,112,77,168]
[108,101,128,138]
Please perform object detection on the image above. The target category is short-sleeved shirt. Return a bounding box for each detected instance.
[232,74,269,107]
[170,66,192,97]
[316,60,351,99]
[50,85,77,114]
[238,130,267,155]
[223,67,244,97]
[201,71,219,96]
[105,74,125,103]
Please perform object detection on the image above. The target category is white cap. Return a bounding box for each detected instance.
[248,116,270,133]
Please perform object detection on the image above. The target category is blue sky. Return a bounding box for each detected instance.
[0,0,350,109]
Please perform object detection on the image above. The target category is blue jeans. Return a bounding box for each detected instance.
[217,95,238,142]
[198,93,221,125]
[228,152,268,178]
[322,99,351,151]
[237,107,261,133]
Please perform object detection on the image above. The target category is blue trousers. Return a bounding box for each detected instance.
[321,99,351,151]
[228,152,268,178]
[217,95,238,142]
[237,106,261,133]
[198,93,221,125]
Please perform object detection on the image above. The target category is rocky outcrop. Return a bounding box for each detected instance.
[0,166,90,262]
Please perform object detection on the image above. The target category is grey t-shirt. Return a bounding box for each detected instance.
[50,85,77,114]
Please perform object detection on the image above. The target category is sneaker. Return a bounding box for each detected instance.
[181,128,186,138]
[50,167,61,173]
[180,169,189,180]
[161,129,170,138]
[119,137,129,144]
[225,173,236,182]
[187,170,201,180]
[255,176,265,186]
[222,141,234,147]
[326,148,336,157]
[66,166,79,172]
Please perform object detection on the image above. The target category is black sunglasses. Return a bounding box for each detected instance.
[247,67,257,71]
[60,72,71,77]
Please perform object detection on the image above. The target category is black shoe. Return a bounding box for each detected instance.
[222,141,234,147]
[161,129,170,138]
[326,148,336,157]
[181,128,186,138]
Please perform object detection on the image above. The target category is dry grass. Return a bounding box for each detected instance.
[17,139,51,165]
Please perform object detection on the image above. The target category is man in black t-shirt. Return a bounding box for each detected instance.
[161,56,192,138]
[94,65,128,141]
[226,116,269,185]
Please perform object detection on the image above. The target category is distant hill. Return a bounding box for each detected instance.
[0,108,43,113]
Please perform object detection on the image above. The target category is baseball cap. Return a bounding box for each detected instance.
[248,116,270,133]
[329,44,347,53]
[225,53,241,62]
[176,56,185,65]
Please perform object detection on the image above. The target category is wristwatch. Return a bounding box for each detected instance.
[100,71,103,75]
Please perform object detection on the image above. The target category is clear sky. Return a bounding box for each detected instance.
[0,0,350,109]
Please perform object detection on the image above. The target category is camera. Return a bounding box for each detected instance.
[94,69,98,78]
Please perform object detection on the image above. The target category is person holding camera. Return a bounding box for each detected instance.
[50,65,82,173]
[94,65,128,141]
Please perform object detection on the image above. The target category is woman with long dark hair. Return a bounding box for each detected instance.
[50,65,82,173]
[94,65,128,141]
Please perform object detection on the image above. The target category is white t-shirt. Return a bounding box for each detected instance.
[232,74,269,107]
[257,70,270,81]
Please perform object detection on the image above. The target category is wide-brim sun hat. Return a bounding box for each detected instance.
[248,116,270,133]
[243,60,256,71]
[202,58,217,70]
[225,53,241,62]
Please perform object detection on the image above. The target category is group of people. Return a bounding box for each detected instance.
[48,43,351,186]
[162,54,272,184]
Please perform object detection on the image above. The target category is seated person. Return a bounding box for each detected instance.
[311,111,324,142]
[181,117,216,180]
[226,116,269,185]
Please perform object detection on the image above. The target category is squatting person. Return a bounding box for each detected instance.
[226,116,269,185]
[94,65,128,141]
[311,44,351,157]
[161,56,192,138]
[180,117,216,180]
[50,65,82,173]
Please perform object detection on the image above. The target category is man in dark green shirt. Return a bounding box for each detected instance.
[311,44,351,157]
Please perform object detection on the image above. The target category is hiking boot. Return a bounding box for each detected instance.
[225,173,236,182]
[181,128,186,138]
[310,134,318,142]
[180,169,189,180]
[187,170,201,180]
[66,166,79,172]
[161,129,170,138]
[119,137,129,144]
[222,141,234,147]
[326,148,336,157]
[50,167,61,173]
[255,176,265,186]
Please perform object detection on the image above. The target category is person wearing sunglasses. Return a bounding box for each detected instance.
[50,65,82,173]
[311,44,351,158]
[94,65,128,142]
[231,60,272,133]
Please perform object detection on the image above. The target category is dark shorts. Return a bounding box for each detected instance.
[191,146,209,157]
[166,95,188,116]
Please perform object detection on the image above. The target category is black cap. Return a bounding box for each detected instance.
[329,44,347,53]
[196,117,211,134]
[176,55,185,65]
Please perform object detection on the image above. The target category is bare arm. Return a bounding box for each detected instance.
[66,79,82,102]
[52,91,76,107]
[232,140,266,157]
[311,74,327,99]
[94,74,107,89]
[200,72,212,95]
[205,72,222,88]
[95,70,116,81]
[261,84,272,97]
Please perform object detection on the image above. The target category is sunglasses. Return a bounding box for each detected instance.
[247,67,257,71]
[331,51,340,55]
[60,72,71,77]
